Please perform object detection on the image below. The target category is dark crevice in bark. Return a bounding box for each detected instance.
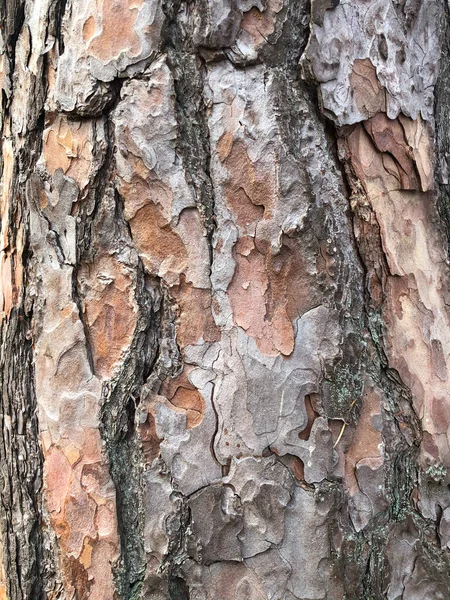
[162,0,217,265]
[0,307,44,600]
[74,110,155,598]
[98,238,163,598]
[274,67,385,597]
[99,280,158,600]
[315,103,450,600]
[0,0,61,586]
[71,266,95,373]
[76,117,107,262]
[168,575,190,600]
[52,0,69,56]
[435,0,450,256]
[161,492,194,599]
[331,145,424,598]
[0,173,56,599]
[262,0,311,71]
[73,62,186,597]
[140,277,182,398]
[76,106,122,262]
[76,80,185,599]
[275,70,367,425]
[0,0,25,104]
[102,273,182,600]
[1,0,25,51]
[287,15,442,589]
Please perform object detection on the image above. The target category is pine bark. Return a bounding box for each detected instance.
[1,1,450,599]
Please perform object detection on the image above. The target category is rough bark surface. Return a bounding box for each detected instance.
[0,1,450,599]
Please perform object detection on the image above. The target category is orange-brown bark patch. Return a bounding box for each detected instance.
[228,235,318,356]
[79,254,137,378]
[0,255,13,318]
[217,131,234,161]
[344,380,383,496]
[161,366,206,428]
[349,59,386,119]
[298,395,320,441]
[224,140,274,230]
[119,164,175,222]
[223,138,320,356]
[43,115,94,189]
[43,414,119,597]
[63,555,91,600]
[280,454,305,481]
[0,536,6,600]
[0,137,22,321]
[82,16,96,42]
[88,0,143,63]
[128,202,187,281]
[239,0,284,51]
[140,411,162,465]
[0,137,13,254]
[45,446,73,518]
[362,113,420,190]
[173,280,220,347]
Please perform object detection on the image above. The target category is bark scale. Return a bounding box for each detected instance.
[0,1,450,599]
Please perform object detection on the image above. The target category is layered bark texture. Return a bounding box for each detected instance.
[1,0,450,599]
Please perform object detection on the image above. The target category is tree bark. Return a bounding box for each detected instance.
[1,1,450,599]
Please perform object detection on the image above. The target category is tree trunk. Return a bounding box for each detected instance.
[1,0,450,598]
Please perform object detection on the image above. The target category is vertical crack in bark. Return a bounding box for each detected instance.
[435,0,450,255]
[73,110,158,597]
[75,87,185,599]
[296,12,444,593]
[0,307,45,600]
[0,0,64,588]
[159,491,192,600]
[162,0,217,264]
[334,137,428,598]
[0,0,25,104]
[323,109,450,599]
[99,260,160,599]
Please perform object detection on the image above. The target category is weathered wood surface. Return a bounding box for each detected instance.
[0,0,450,598]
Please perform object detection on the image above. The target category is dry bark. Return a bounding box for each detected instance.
[0,0,450,599]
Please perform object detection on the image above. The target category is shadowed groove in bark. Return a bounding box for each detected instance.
[85,106,184,597]
[319,94,450,600]
[323,116,443,599]
[168,576,190,600]
[0,0,62,587]
[160,491,193,600]
[100,271,183,599]
[0,307,44,600]
[274,16,450,590]
[435,0,450,255]
[275,70,367,423]
[0,141,58,600]
[99,266,158,599]
[162,0,217,262]
[79,149,158,598]
[0,0,25,97]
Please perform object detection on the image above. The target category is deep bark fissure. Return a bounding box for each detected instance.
[435,0,450,254]
[99,263,160,599]
[0,2,62,590]
[162,0,217,265]
[325,112,450,599]
[0,308,44,600]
